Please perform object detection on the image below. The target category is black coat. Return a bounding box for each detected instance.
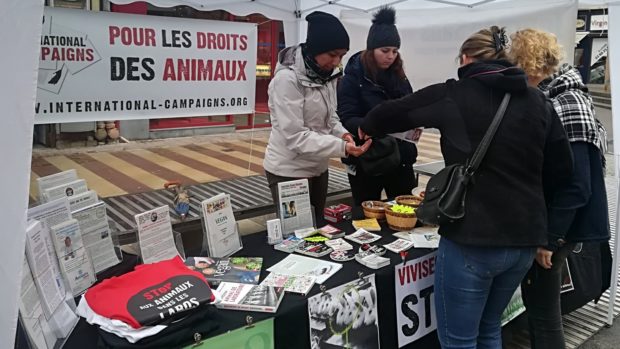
[337,52,417,166]
[361,60,574,248]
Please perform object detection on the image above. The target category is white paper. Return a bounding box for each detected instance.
[43,179,88,203]
[72,202,120,273]
[395,252,437,347]
[324,238,353,251]
[19,258,49,349]
[135,206,179,264]
[24,221,64,318]
[277,179,314,236]
[384,239,415,254]
[68,190,99,212]
[267,254,341,284]
[36,169,77,203]
[410,233,440,249]
[201,193,242,257]
[49,219,96,296]
[389,128,424,144]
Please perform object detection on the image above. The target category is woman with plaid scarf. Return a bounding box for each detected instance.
[510,28,611,349]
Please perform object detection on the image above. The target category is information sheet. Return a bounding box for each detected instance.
[72,202,120,273]
[135,206,179,264]
[277,179,314,236]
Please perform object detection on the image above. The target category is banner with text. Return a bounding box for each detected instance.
[395,252,437,348]
[36,7,257,124]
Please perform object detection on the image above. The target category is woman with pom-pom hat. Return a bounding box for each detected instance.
[337,6,420,205]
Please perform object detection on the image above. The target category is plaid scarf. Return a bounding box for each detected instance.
[539,63,607,154]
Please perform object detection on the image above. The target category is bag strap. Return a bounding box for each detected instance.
[466,93,511,175]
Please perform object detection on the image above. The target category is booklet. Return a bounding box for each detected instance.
[184,256,262,286]
[352,218,382,232]
[345,228,382,244]
[274,236,305,253]
[216,282,285,313]
[267,254,342,284]
[324,238,353,251]
[383,239,415,254]
[295,242,333,258]
[278,179,314,236]
[260,273,316,295]
[201,193,242,258]
[317,224,344,239]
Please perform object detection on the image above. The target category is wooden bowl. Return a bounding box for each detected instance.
[362,200,386,220]
[395,195,422,207]
[385,205,417,231]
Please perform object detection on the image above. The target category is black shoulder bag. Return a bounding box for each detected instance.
[416,93,511,226]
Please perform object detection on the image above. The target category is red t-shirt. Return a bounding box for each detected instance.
[85,256,214,328]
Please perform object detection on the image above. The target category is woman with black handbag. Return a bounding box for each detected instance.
[358,26,573,349]
[337,6,420,205]
[509,28,610,349]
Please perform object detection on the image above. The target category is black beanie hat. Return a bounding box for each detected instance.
[367,6,401,50]
[305,11,350,56]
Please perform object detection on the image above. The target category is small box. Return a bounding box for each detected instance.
[323,204,352,223]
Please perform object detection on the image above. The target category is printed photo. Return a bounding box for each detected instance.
[282,200,297,218]
[308,275,379,349]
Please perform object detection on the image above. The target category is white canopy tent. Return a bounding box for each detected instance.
[0,1,618,348]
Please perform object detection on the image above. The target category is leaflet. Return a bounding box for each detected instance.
[43,179,88,203]
[68,190,99,212]
[277,179,314,236]
[24,220,64,319]
[267,254,341,284]
[389,128,424,144]
[72,202,120,273]
[36,169,77,202]
[135,206,179,264]
[201,193,242,257]
[50,219,97,296]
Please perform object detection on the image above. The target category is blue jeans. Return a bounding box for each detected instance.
[435,238,535,349]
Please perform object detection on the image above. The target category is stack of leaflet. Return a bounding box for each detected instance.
[355,249,390,269]
[76,256,216,346]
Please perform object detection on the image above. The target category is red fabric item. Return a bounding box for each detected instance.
[85,256,214,329]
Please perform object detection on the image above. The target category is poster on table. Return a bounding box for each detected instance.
[308,274,379,349]
[36,7,257,123]
[394,252,437,348]
[183,318,274,349]
[277,179,314,236]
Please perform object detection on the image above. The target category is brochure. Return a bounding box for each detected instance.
[267,254,341,284]
[71,202,120,273]
[49,219,97,296]
[135,206,179,264]
[345,228,382,244]
[324,238,353,251]
[295,242,333,258]
[261,273,316,295]
[184,256,262,286]
[216,282,285,313]
[383,239,415,253]
[201,193,242,257]
[278,179,314,236]
[352,218,382,232]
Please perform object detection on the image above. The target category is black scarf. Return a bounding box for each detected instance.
[301,44,341,85]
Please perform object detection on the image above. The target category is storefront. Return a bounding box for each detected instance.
[575,9,609,86]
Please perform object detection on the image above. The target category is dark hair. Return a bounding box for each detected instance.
[459,26,509,62]
[360,49,406,83]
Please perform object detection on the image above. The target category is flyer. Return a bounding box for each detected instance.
[43,179,88,203]
[267,254,341,284]
[135,206,179,264]
[49,219,97,296]
[201,193,242,257]
[36,169,77,203]
[277,179,314,236]
[72,202,120,273]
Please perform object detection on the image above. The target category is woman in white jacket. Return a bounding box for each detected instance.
[264,11,371,216]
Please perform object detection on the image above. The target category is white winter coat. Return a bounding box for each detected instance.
[263,45,348,177]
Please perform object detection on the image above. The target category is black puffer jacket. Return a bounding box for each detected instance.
[361,60,573,248]
[337,51,417,166]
